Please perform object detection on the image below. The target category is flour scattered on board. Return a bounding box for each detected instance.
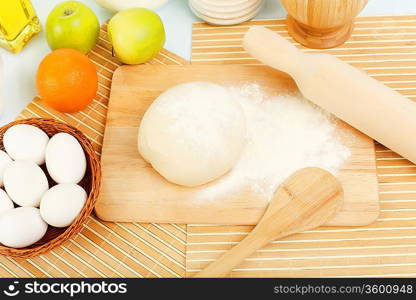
[197,84,351,201]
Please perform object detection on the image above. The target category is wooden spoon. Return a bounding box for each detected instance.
[194,167,343,277]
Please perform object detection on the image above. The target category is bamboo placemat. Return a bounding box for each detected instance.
[0,24,187,278]
[187,15,416,277]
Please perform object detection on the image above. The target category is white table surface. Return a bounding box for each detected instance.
[0,0,415,125]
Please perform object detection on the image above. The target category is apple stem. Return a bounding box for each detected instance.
[64,9,73,16]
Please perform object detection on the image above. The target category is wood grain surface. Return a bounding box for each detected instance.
[97,64,378,226]
[0,24,187,278]
[281,0,368,48]
[187,16,416,277]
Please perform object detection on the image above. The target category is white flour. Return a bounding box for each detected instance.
[197,84,350,201]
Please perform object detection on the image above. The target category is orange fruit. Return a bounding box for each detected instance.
[36,48,98,113]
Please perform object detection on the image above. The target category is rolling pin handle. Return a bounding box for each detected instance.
[243,25,305,77]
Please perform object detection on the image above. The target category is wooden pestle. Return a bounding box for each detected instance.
[243,26,416,164]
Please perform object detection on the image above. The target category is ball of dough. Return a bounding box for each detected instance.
[138,82,246,187]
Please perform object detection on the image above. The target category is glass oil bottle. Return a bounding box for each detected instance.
[0,0,41,53]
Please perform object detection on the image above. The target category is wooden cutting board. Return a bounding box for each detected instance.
[96,64,379,226]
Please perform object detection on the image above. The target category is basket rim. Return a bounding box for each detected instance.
[0,118,101,258]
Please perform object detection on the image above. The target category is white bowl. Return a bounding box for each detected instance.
[190,0,264,25]
[191,0,261,18]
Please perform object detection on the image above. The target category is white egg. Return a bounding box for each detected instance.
[46,133,86,184]
[3,124,49,165]
[0,150,12,187]
[4,161,49,207]
[40,184,87,228]
[0,189,13,215]
[0,207,47,248]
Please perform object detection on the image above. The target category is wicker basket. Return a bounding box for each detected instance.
[0,118,101,258]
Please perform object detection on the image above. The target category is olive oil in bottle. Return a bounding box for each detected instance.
[0,0,41,53]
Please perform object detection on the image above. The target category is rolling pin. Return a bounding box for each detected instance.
[243,26,416,164]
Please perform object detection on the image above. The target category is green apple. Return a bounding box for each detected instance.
[46,1,100,54]
[108,8,165,64]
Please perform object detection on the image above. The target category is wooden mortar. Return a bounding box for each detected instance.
[280,0,368,49]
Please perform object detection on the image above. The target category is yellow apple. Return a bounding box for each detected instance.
[108,8,165,64]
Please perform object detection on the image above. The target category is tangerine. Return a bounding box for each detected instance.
[36,48,98,113]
